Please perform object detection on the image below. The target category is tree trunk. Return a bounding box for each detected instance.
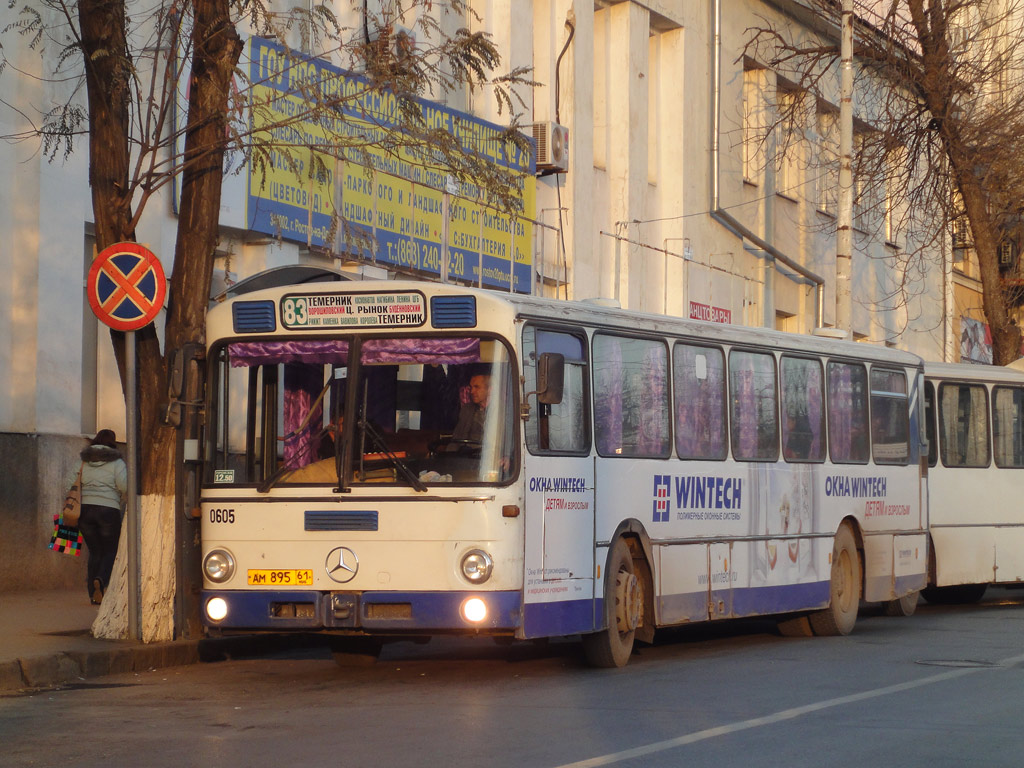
[94,1,243,641]
[959,175,1022,366]
[78,0,133,247]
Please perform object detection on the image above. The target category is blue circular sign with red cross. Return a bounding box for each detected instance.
[87,242,167,331]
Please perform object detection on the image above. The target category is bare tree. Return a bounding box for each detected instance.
[746,0,1024,363]
[2,0,534,640]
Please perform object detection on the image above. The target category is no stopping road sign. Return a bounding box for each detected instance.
[87,242,167,331]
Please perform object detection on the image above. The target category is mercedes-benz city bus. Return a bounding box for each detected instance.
[199,277,927,666]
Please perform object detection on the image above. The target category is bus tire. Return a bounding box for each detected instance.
[582,538,642,668]
[922,584,988,604]
[809,524,860,636]
[882,591,919,617]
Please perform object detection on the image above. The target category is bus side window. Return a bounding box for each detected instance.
[780,356,825,462]
[594,334,671,458]
[728,349,779,461]
[523,327,589,454]
[673,343,727,460]
[993,386,1024,468]
[938,382,990,468]
[924,381,937,467]
[827,361,870,464]
[870,368,911,465]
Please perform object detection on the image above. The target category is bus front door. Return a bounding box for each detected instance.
[522,458,596,639]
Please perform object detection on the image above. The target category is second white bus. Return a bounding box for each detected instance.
[923,361,1024,603]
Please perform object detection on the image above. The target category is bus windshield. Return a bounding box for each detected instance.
[207,335,516,489]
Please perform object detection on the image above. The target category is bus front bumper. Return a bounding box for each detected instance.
[201,589,522,633]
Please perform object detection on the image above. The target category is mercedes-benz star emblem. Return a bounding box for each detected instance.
[325,546,359,583]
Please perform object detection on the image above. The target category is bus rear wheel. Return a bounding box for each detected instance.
[583,538,642,668]
[883,591,919,616]
[809,524,860,636]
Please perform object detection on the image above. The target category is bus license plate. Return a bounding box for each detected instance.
[247,569,314,586]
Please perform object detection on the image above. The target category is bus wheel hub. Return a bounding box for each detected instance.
[615,571,641,632]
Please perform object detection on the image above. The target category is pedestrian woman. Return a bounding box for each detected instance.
[69,429,127,604]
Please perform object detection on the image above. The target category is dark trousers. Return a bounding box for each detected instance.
[77,504,122,595]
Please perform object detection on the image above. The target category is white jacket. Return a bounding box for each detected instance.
[67,445,127,511]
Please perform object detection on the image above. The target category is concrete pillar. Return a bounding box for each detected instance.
[657,29,686,317]
[606,2,649,310]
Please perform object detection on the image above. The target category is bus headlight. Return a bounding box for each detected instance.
[203,549,235,583]
[206,597,228,622]
[460,549,493,584]
[461,597,488,623]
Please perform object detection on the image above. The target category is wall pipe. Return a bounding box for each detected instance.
[711,0,826,329]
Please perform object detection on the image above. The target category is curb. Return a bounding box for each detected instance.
[0,635,304,694]
[0,642,200,693]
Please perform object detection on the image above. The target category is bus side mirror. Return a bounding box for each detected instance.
[537,353,565,405]
[163,343,205,428]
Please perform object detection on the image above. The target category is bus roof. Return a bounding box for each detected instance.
[208,277,924,368]
[924,360,1024,384]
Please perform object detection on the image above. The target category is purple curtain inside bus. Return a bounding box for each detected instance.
[228,338,480,367]
[283,364,323,469]
[228,338,483,470]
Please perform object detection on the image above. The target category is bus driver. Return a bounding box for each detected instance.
[452,373,491,443]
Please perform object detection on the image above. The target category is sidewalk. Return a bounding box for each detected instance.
[0,589,277,693]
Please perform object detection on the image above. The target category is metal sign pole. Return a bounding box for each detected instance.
[126,330,142,641]
[86,242,164,644]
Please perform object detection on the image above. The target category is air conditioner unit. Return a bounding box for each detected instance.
[1000,240,1016,266]
[951,217,971,249]
[532,121,569,173]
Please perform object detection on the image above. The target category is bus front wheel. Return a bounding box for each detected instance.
[583,538,642,668]
[809,524,860,636]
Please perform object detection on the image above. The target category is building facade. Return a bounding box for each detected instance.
[0,0,978,590]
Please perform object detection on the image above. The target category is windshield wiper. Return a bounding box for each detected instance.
[257,463,294,494]
[360,417,428,492]
[258,425,340,493]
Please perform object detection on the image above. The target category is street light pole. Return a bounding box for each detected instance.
[836,0,854,335]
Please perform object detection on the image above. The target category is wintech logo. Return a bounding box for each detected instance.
[653,475,671,522]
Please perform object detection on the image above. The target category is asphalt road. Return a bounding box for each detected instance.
[3,589,1023,768]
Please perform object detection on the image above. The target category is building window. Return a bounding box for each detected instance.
[775,89,801,198]
[853,132,868,226]
[816,107,838,215]
[743,65,766,184]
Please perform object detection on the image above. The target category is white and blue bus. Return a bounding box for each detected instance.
[199,277,927,666]
[923,361,1024,603]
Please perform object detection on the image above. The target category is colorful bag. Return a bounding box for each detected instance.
[61,464,83,526]
[48,513,84,556]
